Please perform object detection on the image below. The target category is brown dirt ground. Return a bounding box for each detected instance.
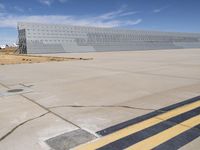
[0,47,17,54]
[0,54,92,65]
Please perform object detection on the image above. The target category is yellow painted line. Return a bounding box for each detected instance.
[74,100,200,150]
[126,115,200,150]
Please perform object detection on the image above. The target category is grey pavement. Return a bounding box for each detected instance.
[0,49,200,150]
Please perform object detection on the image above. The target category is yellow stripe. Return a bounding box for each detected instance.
[74,100,200,150]
[126,115,200,150]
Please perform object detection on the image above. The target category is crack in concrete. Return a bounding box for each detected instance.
[19,83,34,88]
[48,105,156,111]
[0,82,82,136]
[20,94,82,129]
[1,81,198,143]
[48,104,200,131]
[0,112,50,142]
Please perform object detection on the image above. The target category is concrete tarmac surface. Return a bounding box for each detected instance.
[0,49,200,150]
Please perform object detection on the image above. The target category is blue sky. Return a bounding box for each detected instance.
[0,0,200,44]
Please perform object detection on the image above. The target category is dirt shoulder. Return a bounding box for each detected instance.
[0,54,92,65]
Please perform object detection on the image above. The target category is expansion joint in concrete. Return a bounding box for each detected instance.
[0,82,10,89]
[47,105,156,111]
[20,94,82,129]
[0,82,82,137]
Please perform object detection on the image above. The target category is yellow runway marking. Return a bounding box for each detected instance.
[74,100,200,150]
[126,115,200,150]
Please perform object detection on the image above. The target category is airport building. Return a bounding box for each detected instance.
[18,22,200,54]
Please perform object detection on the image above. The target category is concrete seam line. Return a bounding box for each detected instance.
[47,105,156,111]
[20,94,82,129]
[71,64,200,81]
[0,81,85,130]
[0,82,10,89]
[0,112,50,142]
[133,71,200,81]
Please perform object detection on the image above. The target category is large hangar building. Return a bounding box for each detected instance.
[18,22,200,54]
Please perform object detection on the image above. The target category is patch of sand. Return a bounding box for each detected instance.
[0,54,92,65]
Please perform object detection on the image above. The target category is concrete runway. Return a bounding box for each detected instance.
[0,49,200,150]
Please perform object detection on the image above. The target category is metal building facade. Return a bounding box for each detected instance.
[18,22,200,54]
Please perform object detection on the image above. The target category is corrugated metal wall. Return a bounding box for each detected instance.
[18,22,200,54]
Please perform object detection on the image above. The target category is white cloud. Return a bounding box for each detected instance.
[123,19,142,25]
[0,6,142,44]
[94,5,140,23]
[58,0,68,3]
[119,11,139,17]
[0,6,142,28]
[97,8,125,20]
[0,14,142,28]
[38,0,68,5]
[38,0,54,6]
[153,6,168,13]
[153,8,162,13]
[96,5,137,20]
